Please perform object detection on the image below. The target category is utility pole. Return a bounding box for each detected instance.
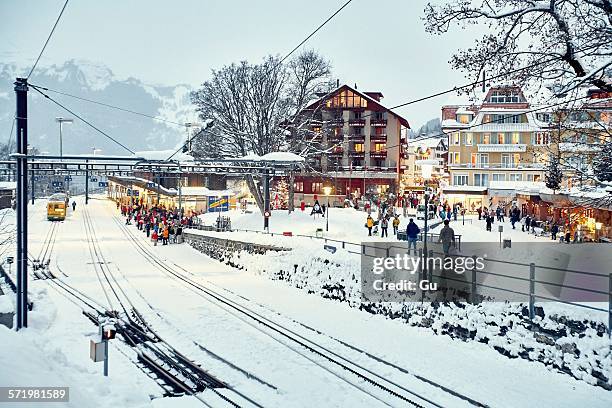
[30,169,35,205]
[15,77,29,329]
[263,168,270,231]
[85,160,89,205]
[178,164,182,214]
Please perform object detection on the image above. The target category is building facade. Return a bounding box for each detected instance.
[288,84,410,206]
[441,87,551,209]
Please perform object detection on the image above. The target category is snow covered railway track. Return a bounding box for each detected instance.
[29,221,60,278]
[112,214,462,408]
[79,207,262,407]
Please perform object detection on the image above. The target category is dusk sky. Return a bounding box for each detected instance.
[0,0,484,128]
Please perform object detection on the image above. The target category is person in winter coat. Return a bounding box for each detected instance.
[531,218,537,234]
[485,214,493,231]
[151,230,158,246]
[162,227,169,245]
[437,220,455,257]
[72,201,76,211]
[380,217,389,238]
[524,215,531,232]
[551,224,559,240]
[392,215,400,235]
[145,222,151,238]
[477,207,482,220]
[366,215,374,236]
[406,218,420,255]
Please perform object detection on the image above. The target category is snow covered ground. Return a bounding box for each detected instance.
[0,196,610,407]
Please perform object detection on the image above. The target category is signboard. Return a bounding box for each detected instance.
[51,181,64,188]
[98,181,108,187]
[208,196,229,212]
[264,210,271,218]
[64,176,72,182]
[91,177,98,182]
[146,182,155,188]
[89,340,105,363]
[133,190,139,196]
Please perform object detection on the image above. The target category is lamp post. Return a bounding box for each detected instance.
[55,117,73,160]
[595,222,602,242]
[323,186,332,232]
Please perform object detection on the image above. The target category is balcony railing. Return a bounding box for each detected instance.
[329,118,344,125]
[370,119,387,127]
[348,134,365,140]
[349,151,365,157]
[348,119,366,126]
[370,133,387,140]
[370,150,387,158]
[477,143,527,152]
[448,162,545,169]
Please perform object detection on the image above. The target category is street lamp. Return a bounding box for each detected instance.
[55,117,73,160]
[323,186,332,232]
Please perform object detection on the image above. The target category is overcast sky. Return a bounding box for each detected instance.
[0,0,483,128]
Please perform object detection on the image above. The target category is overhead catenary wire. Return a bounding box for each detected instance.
[27,0,70,80]
[28,85,186,127]
[30,84,136,155]
[384,93,592,152]
[278,0,354,66]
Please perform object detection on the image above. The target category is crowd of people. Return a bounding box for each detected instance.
[118,201,201,246]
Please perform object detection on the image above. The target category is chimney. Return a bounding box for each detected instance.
[336,79,339,87]
[354,83,357,89]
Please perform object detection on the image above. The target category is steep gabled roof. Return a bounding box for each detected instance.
[303,84,410,128]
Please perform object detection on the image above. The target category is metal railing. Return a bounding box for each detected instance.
[184,223,611,336]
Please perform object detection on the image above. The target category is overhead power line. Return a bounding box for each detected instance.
[278,0,354,66]
[27,0,70,79]
[30,85,136,155]
[29,84,186,127]
[386,94,591,152]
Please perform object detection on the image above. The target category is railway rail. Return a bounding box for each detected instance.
[111,208,488,408]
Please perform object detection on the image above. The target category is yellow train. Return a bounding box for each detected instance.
[47,193,68,221]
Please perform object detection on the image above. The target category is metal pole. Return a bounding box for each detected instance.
[30,169,34,204]
[156,173,160,206]
[326,195,329,232]
[263,168,270,231]
[471,255,478,304]
[59,122,63,160]
[178,164,182,214]
[103,339,109,376]
[15,77,28,329]
[608,273,611,339]
[529,263,536,321]
[85,161,89,205]
[423,192,429,279]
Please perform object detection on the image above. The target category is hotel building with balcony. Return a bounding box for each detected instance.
[441,87,551,210]
[286,84,410,206]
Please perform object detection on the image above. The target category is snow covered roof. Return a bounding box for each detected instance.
[0,182,16,190]
[442,185,487,193]
[489,181,545,193]
[134,150,194,162]
[239,152,305,162]
[180,186,234,197]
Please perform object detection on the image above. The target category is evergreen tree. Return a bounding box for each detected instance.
[545,155,563,192]
[273,178,289,209]
[593,140,612,182]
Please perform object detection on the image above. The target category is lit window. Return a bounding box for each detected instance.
[374,143,386,152]
[354,143,364,152]
[451,132,460,145]
[512,132,520,144]
[465,133,473,145]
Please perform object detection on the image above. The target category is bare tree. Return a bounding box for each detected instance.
[423,0,612,95]
[190,50,332,213]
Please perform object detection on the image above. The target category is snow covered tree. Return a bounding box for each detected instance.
[593,140,612,182]
[423,0,612,95]
[190,50,332,213]
[545,155,564,192]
